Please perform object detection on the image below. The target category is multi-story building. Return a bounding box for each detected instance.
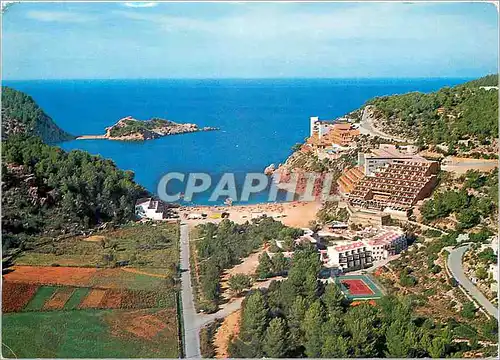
[320,226,407,272]
[308,117,359,149]
[366,228,407,261]
[337,165,365,194]
[329,122,360,146]
[359,144,420,176]
[310,116,334,138]
[348,158,439,213]
[326,241,373,272]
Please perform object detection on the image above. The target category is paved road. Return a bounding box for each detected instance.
[179,224,201,358]
[179,224,282,357]
[358,106,412,143]
[447,245,498,319]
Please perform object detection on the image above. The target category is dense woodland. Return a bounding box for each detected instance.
[228,246,498,358]
[193,218,303,312]
[2,135,147,252]
[366,74,498,145]
[1,86,74,143]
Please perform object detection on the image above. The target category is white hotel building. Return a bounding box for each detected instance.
[324,227,407,272]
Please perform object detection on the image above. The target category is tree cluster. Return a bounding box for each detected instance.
[2,135,147,252]
[229,247,494,358]
[108,117,175,137]
[256,252,290,279]
[194,217,303,312]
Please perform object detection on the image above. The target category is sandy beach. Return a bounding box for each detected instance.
[178,201,321,228]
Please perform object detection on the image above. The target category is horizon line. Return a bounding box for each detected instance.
[2,75,485,82]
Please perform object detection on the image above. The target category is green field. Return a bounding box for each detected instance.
[15,223,179,270]
[24,286,57,311]
[2,309,179,358]
[63,288,90,310]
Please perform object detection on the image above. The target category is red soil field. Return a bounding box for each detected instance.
[2,281,39,312]
[43,287,75,310]
[3,266,97,287]
[341,279,374,296]
[105,309,175,340]
[99,289,124,308]
[79,289,107,308]
[125,314,167,339]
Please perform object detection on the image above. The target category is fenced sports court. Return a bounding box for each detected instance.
[334,274,384,300]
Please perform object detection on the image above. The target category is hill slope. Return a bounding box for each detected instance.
[1,86,74,143]
[2,135,149,252]
[365,74,498,145]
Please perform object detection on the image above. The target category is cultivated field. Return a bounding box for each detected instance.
[2,223,181,358]
[14,222,179,269]
[2,309,178,358]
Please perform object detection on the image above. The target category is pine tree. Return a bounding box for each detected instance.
[287,296,307,347]
[344,305,379,357]
[384,321,407,357]
[302,300,324,358]
[228,274,252,295]
[322,334,349,357]
[256,252,273,279]
[271,252,289,275]
[428,337,446,358]
[263,318,289,358]
[321,283,345,314]
[303,272,318,303]
[240,291,268,342]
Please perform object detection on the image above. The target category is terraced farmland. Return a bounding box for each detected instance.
[2,223,181,358]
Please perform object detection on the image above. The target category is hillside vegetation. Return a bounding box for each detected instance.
[1,86,74,143]
[193,218,303,312]
[420,168,498,231]
[108,117,177,137]
[2,135,147,252]
[229,246,498,358]
[366,74,498,146]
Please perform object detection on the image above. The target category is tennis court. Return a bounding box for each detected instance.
[335,274,383,300]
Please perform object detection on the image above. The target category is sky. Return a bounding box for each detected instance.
[2,1,498,79]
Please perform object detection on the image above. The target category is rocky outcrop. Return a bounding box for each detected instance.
[264,163,276,175]
[90,116,218,141]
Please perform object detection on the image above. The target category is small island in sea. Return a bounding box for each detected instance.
[77,116,218,141]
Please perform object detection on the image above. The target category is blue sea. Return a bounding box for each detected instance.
[4,78,469,205]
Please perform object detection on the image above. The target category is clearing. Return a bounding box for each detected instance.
[214,310,241,358]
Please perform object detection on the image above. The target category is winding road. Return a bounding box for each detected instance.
[447,245,498,319]
[358,106,412,143]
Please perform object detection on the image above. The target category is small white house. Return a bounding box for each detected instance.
[135,198,166,220]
